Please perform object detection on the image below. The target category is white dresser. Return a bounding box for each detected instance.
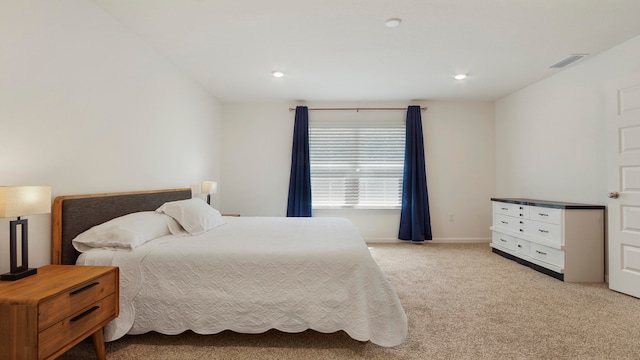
[490,198,605,282]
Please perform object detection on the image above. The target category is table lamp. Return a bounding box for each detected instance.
[0,186,51,281]
[201,181,217,205]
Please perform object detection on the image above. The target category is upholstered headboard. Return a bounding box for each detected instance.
[52,188,192,265]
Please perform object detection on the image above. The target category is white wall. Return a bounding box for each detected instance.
[495,35,640,205]
[0,1,222,274]
[221,101,495,242]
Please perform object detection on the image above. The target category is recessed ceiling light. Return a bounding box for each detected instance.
[454,74,467,80]
[385,18,402,28]
[272,71,284,78]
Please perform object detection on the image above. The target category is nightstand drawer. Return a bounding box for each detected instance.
[38,293,117,359]
[38,270,117,331]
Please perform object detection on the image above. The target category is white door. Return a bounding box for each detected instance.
[607,73,640,298]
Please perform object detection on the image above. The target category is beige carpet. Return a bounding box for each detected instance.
[60,243,640,359]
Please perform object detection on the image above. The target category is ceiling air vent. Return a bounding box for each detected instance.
[549,54,588,69]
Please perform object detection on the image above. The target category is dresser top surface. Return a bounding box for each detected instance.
[491,197,605,210]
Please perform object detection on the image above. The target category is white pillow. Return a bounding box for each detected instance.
[72,211,177,252]
[156,198,225,235]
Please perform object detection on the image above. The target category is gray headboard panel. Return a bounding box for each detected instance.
[52,188,192,265]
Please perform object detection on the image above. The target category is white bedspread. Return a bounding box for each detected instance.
[77,217,407,347]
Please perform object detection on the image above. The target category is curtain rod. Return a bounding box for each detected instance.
[288,107,427,112]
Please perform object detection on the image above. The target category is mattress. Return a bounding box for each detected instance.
[77,216,408,347]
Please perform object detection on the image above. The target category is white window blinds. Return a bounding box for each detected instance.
[309,124,405,208]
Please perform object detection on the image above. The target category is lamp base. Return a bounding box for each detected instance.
[1,268,37,281]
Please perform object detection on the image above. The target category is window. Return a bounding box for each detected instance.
[309,124,405,208]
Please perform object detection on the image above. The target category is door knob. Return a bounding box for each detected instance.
[608,192,620,199]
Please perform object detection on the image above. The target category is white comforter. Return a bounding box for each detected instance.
[77,217,407,347]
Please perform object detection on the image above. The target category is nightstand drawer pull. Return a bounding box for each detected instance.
[70,306,100,322]
[70,282,99,295]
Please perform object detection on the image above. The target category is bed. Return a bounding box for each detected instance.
[52,188,408,347]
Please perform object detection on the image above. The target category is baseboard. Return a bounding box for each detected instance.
[365,238,491,244]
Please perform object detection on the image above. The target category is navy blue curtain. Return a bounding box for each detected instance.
[399,106,432,242]
[286,106,312,217]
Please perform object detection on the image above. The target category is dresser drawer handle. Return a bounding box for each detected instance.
[501,221,508,224]
[538,229,549,234]
[70,282,99,295]
[501,207,509,211]
[500,238,507,242]
[535,250,547,256]
[70,306,100,322]
[538,213,549,217]
[517,244,522,248]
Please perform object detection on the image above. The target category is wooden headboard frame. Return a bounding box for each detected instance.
[52,188,192,265]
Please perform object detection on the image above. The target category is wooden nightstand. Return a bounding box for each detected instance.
[0,265,119,360]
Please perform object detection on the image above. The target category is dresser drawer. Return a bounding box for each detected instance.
[494,202,529,218]
[525,219,562,245]
[494,202,516,217]
[492,232,516,251]
[530,243,564,268]
[38,270,117,331]
[514,238,530,257]
[38,293,117,360]
[529,207,562,224]
[494,214,526,233]
[514,204,529,219]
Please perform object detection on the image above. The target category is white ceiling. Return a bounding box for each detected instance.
[93,0,640,102]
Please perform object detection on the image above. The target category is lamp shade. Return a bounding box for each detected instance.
[0,186,51,218]
[201,181,217,195]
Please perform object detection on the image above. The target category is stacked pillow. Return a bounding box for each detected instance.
[72,198,225,252]
[156,198,226,235]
